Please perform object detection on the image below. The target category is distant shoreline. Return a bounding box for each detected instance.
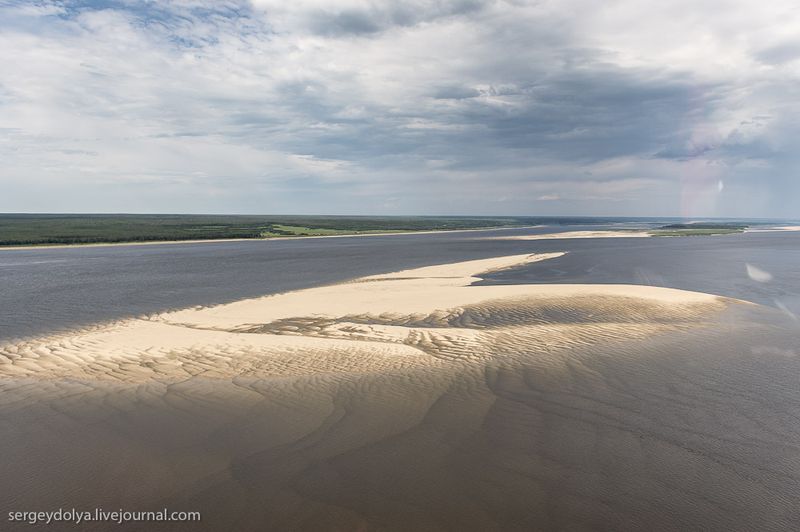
[0,225,545,251]
[3,222,798,251]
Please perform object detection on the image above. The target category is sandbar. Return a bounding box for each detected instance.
[0,252,731,383]
[4,252,793,532]
[485,230,650,240]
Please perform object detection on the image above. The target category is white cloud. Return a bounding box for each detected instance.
[0,0,799,215]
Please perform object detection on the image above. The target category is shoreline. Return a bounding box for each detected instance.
[4,223,797,251]
[0,252,739,382]
[745,225,800,233]
[484,230,651,241]
[1,253,795,532]
[0,225,546,251]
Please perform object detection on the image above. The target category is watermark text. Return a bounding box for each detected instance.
[8,508,201,526]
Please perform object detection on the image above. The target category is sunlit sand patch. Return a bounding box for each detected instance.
[746,225,800,232]
[0,253,734,383]
[482,230,651,240]
[3,253,796,532]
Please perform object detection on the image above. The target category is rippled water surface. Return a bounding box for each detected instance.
[2,227,798,339]
[2,228,800,531]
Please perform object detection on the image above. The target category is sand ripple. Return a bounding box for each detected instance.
[0,253,729,382]
[4,253,795,532]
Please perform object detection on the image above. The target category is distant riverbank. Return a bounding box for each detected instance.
[2,213,795,250]
[0,225,548,251]
[0,213,559,249]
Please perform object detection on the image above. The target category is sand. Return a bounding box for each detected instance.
[2,252,800,531]
[485,230,650,240]
[0,253,725,382]
[746,225,800,233]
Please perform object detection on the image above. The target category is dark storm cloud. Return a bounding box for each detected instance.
[258,64,714,172]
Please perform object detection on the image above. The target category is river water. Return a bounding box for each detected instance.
[2,226,798,339]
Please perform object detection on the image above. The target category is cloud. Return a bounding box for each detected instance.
[250,0,488,36]
[1,0,799,216]
[755,40,800,65]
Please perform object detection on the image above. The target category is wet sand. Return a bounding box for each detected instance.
[2,253,800,530]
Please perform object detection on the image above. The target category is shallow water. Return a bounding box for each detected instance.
[480,231,800,315]
[1,227,799,339]
[2,230,800,531]
[2,297,799,531]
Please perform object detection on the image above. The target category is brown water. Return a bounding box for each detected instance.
[2,232,800,531]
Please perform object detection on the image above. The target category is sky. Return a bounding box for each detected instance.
[1,0,799,218]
